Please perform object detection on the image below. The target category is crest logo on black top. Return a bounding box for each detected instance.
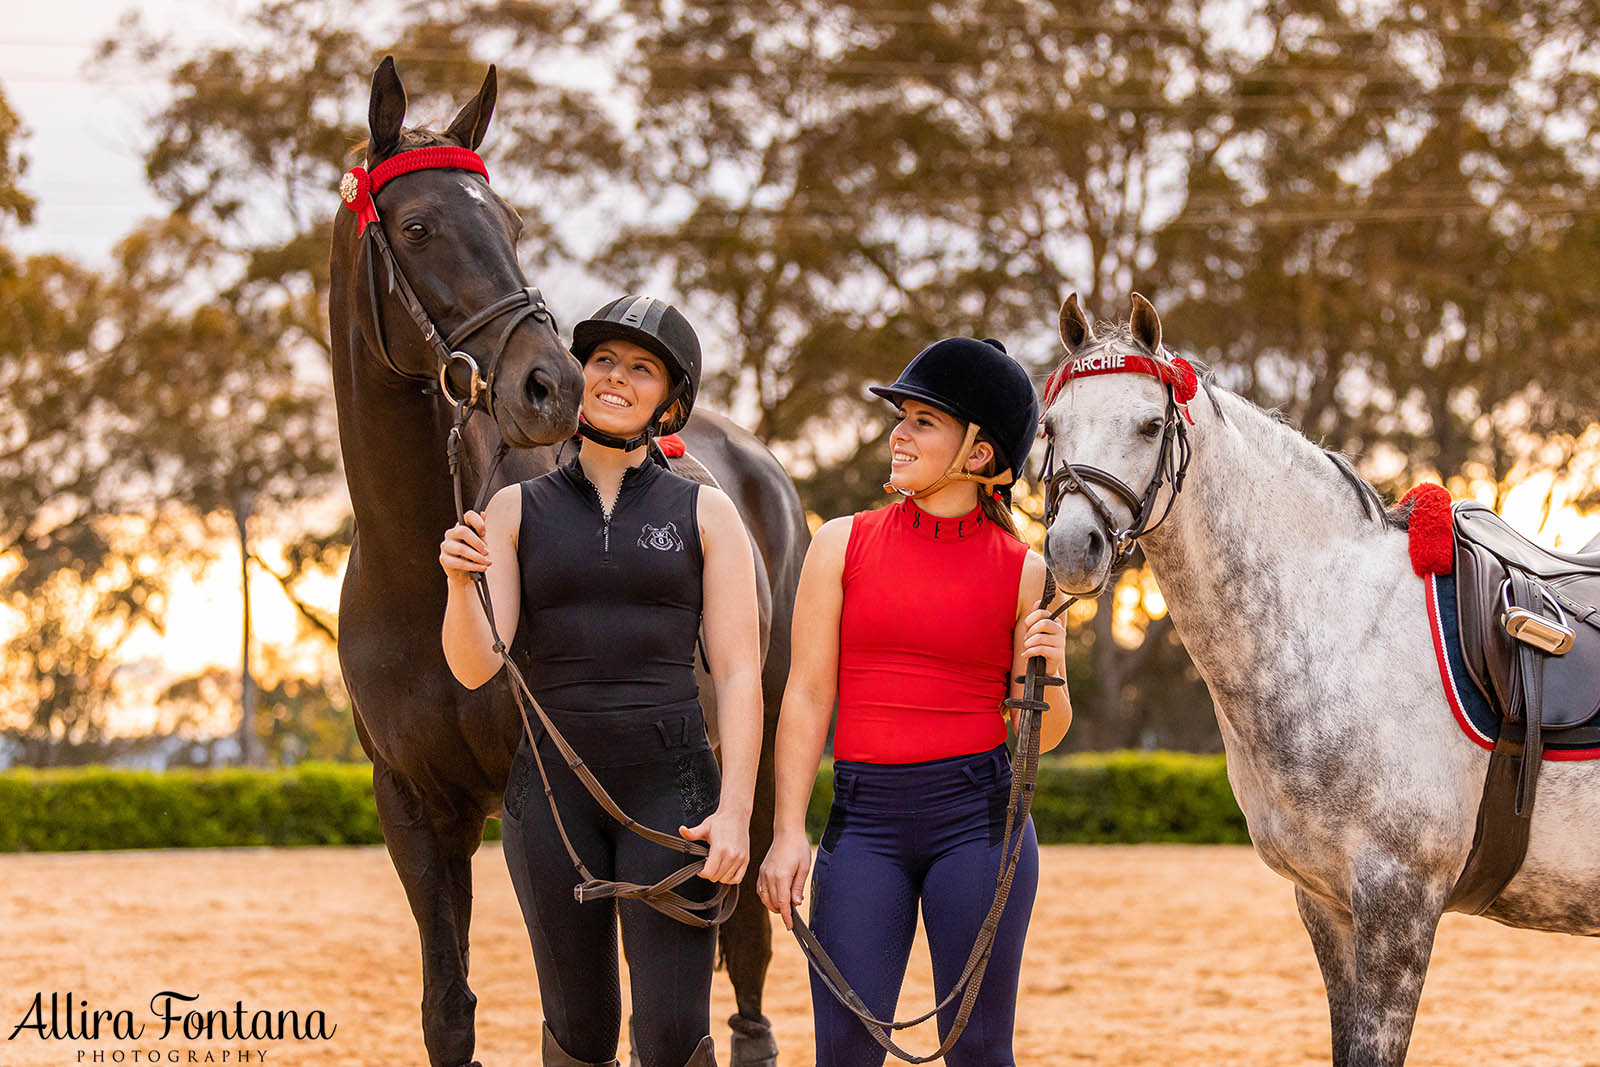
[638,522,685,552]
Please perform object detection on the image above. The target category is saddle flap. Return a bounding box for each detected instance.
[1453,504,1600,731]
[1453,534,1511,707]
[1543,574,1600,729]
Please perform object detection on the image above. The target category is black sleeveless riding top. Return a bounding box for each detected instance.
[517,454,704,712]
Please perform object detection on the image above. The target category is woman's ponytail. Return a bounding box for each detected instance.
[974,427,1022,541]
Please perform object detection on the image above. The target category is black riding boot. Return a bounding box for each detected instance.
[681,1035,717,1067]
[542,1021,620,1067]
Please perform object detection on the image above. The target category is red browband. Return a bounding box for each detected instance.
[339,147,490,232]
[1040,350,1199,426]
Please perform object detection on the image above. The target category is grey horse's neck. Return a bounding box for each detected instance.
[1140,386,1412,725]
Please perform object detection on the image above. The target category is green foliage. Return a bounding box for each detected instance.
[0,753,1244,851]
[0,84,35,242]
[0,763,384,851]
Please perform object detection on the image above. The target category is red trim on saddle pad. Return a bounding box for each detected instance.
[656,434,686,457]
[1425,573,1495,751]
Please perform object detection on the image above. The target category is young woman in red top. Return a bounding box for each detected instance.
[757,337,1071,1066]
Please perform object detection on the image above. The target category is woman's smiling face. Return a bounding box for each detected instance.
[582,339,673,437]
[887,398,971,493]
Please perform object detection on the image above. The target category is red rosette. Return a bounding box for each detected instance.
[339,167,379,232]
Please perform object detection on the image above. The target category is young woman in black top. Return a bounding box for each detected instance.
[439,297,761,1067]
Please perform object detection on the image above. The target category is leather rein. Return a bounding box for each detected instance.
[789,578,1070,1062]
[342,148,734,928]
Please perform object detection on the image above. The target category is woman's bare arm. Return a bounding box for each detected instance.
[439,483,523,689]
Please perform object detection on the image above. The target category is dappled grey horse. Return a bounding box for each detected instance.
[1039,292,1600,1066]
[329,59,804,1066]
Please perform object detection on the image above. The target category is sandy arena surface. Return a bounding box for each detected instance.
[2,844,1598,1065]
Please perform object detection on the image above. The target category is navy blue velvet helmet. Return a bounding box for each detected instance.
[869,337,1040,497]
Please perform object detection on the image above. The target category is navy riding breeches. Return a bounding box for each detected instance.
[808,744,1039,1067]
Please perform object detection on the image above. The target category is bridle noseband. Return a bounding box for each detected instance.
[341,146,559,413]
[1037,347,1198,593]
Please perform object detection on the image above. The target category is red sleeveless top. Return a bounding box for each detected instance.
[834,497,1028,764]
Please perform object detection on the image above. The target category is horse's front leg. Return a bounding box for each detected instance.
[1346,856,1449,1067]
[720,724,778,1067]
[374,757,487,1067]
[1295,885,1357,1066]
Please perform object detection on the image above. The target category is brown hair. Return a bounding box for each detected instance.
[972,427,1022,540]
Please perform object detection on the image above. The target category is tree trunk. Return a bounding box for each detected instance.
[233,489,259,766]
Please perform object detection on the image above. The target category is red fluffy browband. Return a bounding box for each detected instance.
[1040,350,1199,425]
[339,147,490,233]
[1399,483,1453,576]
[656,434,687,457]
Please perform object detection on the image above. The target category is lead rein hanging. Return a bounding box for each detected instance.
[786,569,1069,1063]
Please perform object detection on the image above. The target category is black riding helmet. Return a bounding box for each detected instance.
[869,337,1040,503]
[571,295,703,449]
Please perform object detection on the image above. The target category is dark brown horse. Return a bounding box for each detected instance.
[329,58,805,1067]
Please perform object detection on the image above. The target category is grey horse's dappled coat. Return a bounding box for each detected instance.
[1042,294,1600,1067]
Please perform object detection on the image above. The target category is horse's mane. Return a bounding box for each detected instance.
[1186,354,1407,532]
[350,127,455,165]
[1044,329,1407,533]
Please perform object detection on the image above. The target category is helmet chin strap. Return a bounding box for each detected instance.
[573,379,687,451]
[883,422,1014,500]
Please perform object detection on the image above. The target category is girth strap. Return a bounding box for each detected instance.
[1446,569,1548,914]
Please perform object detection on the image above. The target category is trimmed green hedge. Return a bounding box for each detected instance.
[0,752,1245,852]
[0,763,386,852]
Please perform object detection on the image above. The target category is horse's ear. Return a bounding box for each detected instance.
[1059,292,1094,351]
[368,56,407,162]
[445,65,497,151]
[1130,292,1162,353]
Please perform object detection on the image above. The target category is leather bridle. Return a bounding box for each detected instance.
[341,147,735,928]
[341,146,559,412]
[1037,347,1198,595]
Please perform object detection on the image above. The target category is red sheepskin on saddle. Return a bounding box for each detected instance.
[656,434,687,458]
[1399,483,1453,576]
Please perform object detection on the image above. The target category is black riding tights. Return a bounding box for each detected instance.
[501,699,721,1067]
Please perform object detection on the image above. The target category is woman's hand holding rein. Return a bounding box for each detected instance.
[440,487,523,690]
[440,509,492,583]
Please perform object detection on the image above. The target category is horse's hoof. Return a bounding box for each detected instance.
[728,1013,777,1067]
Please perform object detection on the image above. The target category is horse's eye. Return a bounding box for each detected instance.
[402,221,429,241]
[1140,416,1164,438]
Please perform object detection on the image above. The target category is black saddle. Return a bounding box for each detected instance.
[1453,502,1600,734]
[1447,501,1600,914]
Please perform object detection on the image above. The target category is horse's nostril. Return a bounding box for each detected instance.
[1085,528,1105,563]
[525,367,550,407]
